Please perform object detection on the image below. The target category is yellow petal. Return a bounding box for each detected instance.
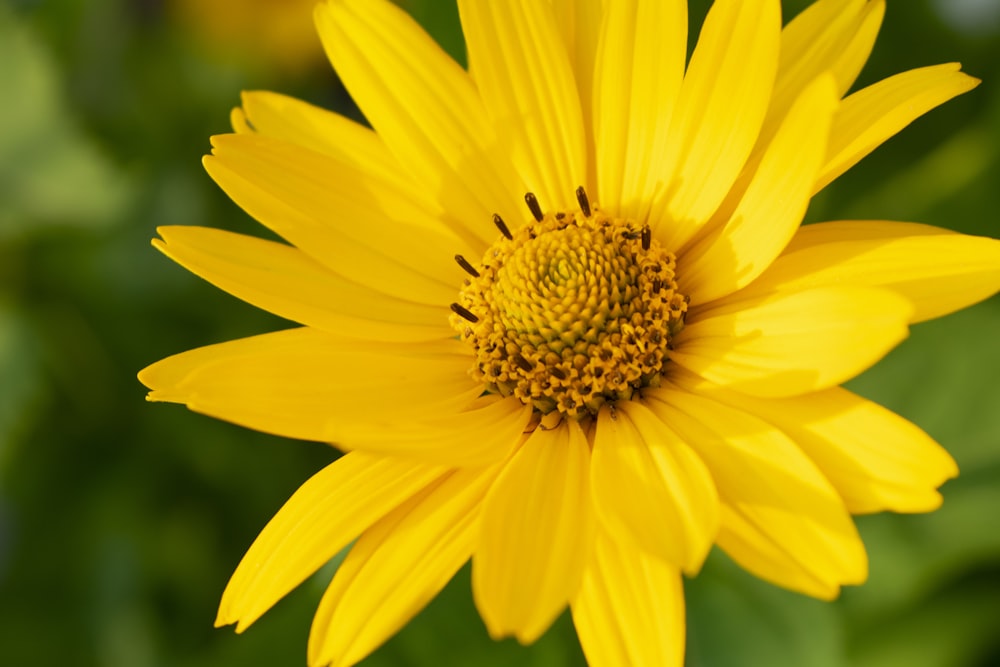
[216,452,446,631]
[816,63,980,193]
[572,529,685,667]
[742,221,1000,323]
[773,0,884,122]
[549,0,604,91]
[591,403,717,573]
[308,465,497,667]
[235,90,486,255]
[592,0,685,221]
[648,0,780,250]
[316,0,524,246]
[139,328,481,447]
[473,420,593,644]
[549,0,604,191]
[230,106,252,134]
[204,133,463,304]
[153,226,451,342]
[647,387,868,599]
[672,286,912,397]
[831,0,885,90]
[457,0,586,211]
[671,371,958,514]
[337,395,533,467]
[681,75,837,304]
[236,91,405,179]
[697,1,883,237]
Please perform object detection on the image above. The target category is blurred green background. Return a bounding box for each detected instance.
[1,0,998,665]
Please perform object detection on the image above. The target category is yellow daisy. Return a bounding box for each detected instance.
[139,0,1000,665]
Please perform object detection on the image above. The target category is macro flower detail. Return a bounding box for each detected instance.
[451,189,689,420]
[138,0,1000,666]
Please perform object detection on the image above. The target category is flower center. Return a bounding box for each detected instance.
[450,190,689,421]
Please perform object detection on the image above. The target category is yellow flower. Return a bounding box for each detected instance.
[139,0,1000,665]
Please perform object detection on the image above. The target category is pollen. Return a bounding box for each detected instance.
[450,191,689,421]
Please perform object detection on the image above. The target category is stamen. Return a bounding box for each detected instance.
[511,353,534,372]
[454,254,480,277]
[450,303,479,323]
[493,213,513,240]
[576,186,591,217]
[524,192,544,222]
[452,191,688,421]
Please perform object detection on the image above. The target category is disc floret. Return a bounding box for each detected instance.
[450,191,688,421]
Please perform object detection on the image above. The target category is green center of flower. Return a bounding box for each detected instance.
[450,190,689,421]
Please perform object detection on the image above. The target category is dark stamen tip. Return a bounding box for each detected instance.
[493,213,513,240]
[450,303,479,323]
[454,254,480,277]
[512,353,534,372]
[550,367,567,380]
[524,192,544,222]
[576,186,591,217]
[641,225,651,250]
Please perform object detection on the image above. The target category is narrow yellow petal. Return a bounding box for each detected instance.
[671,287,913,397]
[742,221,1000,323]
[230,106,252,134]
[308,466,496,667]
[698,1,883,236]
[240,92,382,165]
[458,0,587,210]
[817,63,980,193]
[204,133,464,304]
[316,0,525,246]
[153,226,451,342]
[825,0,885,96]
[591,403,717,573]
[337,395,533,467]
[681,75,838,304]
[572,530,685,667]
[648,0,780,250]
[773,0,883,118]
[671,371,958,514]
[237,91,405,180]
[216,452,446,631]
[648,387,868,599]
[548,0,604,191]
[549,0,604,90]
[592,0,685,220]
[230,88,485,276]
[473,420,593,644]
[227,92,450,240]
[236,90,489,254]
[139,328,481,447]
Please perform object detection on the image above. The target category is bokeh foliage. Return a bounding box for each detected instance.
[1,0,998,665]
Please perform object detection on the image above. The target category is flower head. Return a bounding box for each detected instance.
[140,0,1000,665]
